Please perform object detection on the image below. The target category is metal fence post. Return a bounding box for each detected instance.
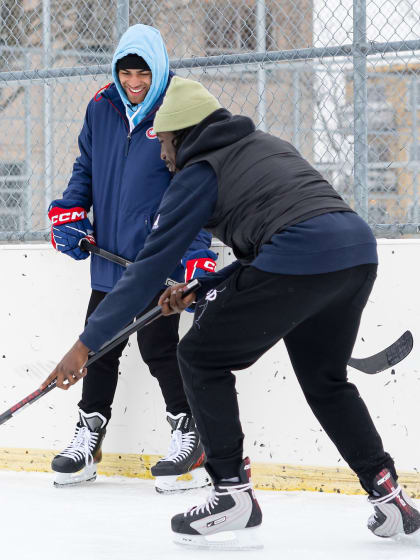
[410,76,419,224]
[24,52,32,233]
[116,0,130,42]
[292,68,300,152]
[256,0,267,132]
[43,0,53,227]
[353,0,368,221]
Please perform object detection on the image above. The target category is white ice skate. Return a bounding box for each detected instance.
[151,412,211,494]
[368,468,420,539]
[171,457,263,550]
[51,410,107,487]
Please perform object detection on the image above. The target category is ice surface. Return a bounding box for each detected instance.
[1,470,419,560]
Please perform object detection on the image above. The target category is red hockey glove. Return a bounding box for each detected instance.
[183,250,218,282]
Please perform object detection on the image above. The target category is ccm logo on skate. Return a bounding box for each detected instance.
[146,127,157,139]
[51,210,87,224]
[207,516,226,527]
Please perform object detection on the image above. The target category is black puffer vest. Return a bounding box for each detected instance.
[177,109,352,263]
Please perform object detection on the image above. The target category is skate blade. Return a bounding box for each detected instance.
[173,527,263,550]
[155,467,211,494]
[53,465,97,488]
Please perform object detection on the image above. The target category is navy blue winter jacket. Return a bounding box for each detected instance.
[55,81,211,292]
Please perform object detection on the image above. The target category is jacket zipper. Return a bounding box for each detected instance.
[105,98,130,265]
[125,131,132,156]
[105,96,157,272]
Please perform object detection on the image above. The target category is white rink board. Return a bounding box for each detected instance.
[0,240,419,472]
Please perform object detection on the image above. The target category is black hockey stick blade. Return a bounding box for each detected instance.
[348,330,413,374]
[0,279,201,426]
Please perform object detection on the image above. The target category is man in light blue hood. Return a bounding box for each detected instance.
[45,24,216,494]
[112,24,169,130]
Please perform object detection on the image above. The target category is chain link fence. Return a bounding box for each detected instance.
[0,0,419,240]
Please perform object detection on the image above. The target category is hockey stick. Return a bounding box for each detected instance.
[79,239,178,287]
[348,330,413,374]
[0,278,201,426]
[79,238,133,267]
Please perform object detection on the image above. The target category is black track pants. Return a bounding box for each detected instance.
[177,264,394,491]
[78,290,191,420]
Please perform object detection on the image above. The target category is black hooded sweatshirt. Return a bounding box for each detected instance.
[80,109,377,353]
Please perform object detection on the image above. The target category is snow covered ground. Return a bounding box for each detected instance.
[1,470,419,560]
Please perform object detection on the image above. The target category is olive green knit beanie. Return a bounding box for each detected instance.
[154,76,221,132]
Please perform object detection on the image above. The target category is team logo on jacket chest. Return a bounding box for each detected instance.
[146,127,157,139]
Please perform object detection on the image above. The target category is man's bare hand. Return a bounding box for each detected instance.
[158,283,196,315]
[40,339,90,391]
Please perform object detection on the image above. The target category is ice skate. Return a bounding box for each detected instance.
[151,412,210,494]
[51,409,107,487]
[171,457,263,550]
[368,468,420,539]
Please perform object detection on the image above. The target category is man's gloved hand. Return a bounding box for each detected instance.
[48,201,95,260]
[182,249,218,282]
[182,249,218,313]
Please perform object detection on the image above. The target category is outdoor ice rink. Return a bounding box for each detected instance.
[2,470,419,560]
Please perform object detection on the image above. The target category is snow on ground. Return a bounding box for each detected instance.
[1,470,419,560]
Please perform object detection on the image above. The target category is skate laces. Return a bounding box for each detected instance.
[59,426,99,465]
[161,429,196,463]
[185,481,252,517]
[369,484,402,505]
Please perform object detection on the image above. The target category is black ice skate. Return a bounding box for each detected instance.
[368,468,420,538]
[151,412,210,494]
[171,457,263,550]
[51,409,107,487]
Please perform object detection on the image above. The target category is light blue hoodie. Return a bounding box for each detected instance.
[112,24,169,128]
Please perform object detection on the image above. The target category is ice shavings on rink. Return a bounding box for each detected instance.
[1,470,419,560]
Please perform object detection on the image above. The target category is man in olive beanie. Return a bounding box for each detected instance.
[43,76,420,548]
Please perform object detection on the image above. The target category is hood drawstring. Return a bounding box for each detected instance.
[126,104,143,133]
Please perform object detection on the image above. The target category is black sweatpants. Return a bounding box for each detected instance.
[78,290,191,420]
[177,264,395,492]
